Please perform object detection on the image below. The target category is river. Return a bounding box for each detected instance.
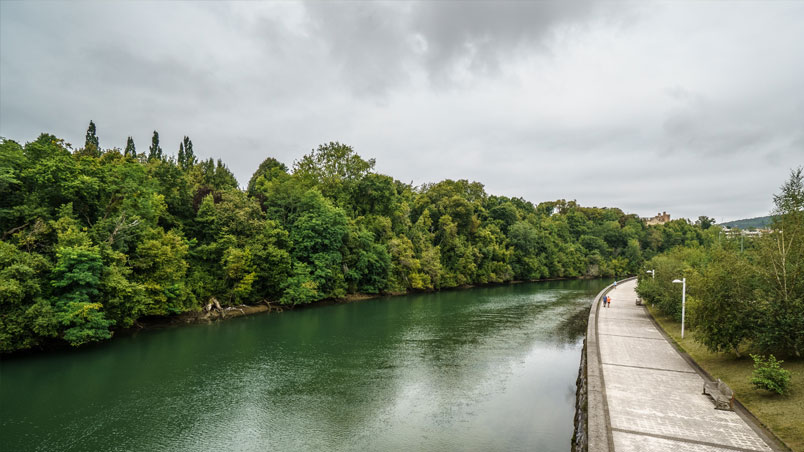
[0,279,606,452]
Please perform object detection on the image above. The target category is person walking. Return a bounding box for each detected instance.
[602,295,608,308]
[613,279,618,290]
[608,295,612,308]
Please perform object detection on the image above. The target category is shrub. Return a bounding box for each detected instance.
[750,354,791,395]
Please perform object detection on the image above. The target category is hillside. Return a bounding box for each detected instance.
[720,215,774,229]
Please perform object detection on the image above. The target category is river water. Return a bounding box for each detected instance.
[0,279,606,452]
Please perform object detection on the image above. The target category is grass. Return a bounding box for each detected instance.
[646,306,804,452]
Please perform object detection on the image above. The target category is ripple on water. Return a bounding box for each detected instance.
[0,279,607,452]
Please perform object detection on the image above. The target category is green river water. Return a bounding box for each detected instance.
[0,279,606,452]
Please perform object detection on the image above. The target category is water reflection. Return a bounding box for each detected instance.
[0,279,606,452]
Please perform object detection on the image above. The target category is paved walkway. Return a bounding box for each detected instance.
[597,279,775,452]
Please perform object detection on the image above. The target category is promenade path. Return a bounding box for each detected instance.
[596,279,776,452]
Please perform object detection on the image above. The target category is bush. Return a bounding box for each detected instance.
[750,354,791,395]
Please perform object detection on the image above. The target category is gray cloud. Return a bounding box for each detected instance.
[1,1,803,222]
[412,2,606,76]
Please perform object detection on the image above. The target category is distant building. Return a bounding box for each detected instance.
[723,227,770,238]
[643,211,671,225]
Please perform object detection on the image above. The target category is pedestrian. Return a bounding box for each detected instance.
[608,295,612,308]
[614,279,618,290]
[602,295,607,308]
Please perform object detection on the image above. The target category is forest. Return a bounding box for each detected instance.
[636,169,803,358]
[1,123,712,353]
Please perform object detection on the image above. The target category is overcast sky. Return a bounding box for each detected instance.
[2,1,802,222]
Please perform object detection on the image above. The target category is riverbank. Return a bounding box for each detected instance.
[2,275,607,359]
[647,306,802,452]
[138,275,604,326]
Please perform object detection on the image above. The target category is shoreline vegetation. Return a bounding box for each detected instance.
[0,123,788,355]
[2,275,599,359]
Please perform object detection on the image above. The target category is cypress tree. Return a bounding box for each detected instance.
[178,141,185,167]
[149,131,163,161]
[125,136,136,157]
[84,120,100,156]
[181,136,196,169]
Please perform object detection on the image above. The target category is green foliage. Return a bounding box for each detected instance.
[82,120,100,157]
[131,228,191,315]
[289,190,348,300]
[754,168,804,357]
[293,142,375,210]
[690,248,757,356]
[247,157,288,197]
[750,354,791,395]
[148,131,163,161]
[636,254,688,321]
[124,136,136,157]
[50,242,114,345]
[280,263,319,305]
[344,225,391,293]
[696,216,715,230]
[638,168,804,359]
[3,126,693,353]
[0,241,54,352]
[178,136,196,170]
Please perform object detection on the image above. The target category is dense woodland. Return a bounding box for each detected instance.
[637,169,804,358]
[2,123,715,352]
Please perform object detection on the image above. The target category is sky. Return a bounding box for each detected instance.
[1,1,802,222]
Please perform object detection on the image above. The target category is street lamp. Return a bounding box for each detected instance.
[646,269,655,279]
[672,278,686,339]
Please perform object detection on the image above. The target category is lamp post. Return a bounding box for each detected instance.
[672,278,686,339]
[646,269,655,279]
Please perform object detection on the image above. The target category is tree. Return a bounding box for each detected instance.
[50,244,113,346]
[755,167,804,357]
[288,190,349,300]
[124,136,136,157]
[247,157,288,197]
[508,221,548,280]
[83,120,100,157]
[0,241,55,352]
[178,136,196,169]
[690,248,757,356]
[696,216,715,230]
[488,202,519,233]
[293,142,375,209]
[149,131,163,161]
[635,253,687,320]
[344,225,391,293]
[130,228,191,315]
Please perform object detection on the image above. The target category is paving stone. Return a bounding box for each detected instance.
[599,318,665,340]
[613,431,750,452]
[598,280,773,452]
[599,333,691,372]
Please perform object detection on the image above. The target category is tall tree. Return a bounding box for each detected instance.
[690,248,758,357]
[148,131,163,161]
[178,142,185,167]
[756,167,804,357]
[124,136,136,157]
[84,120,100,157]
[181,136,195,169]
